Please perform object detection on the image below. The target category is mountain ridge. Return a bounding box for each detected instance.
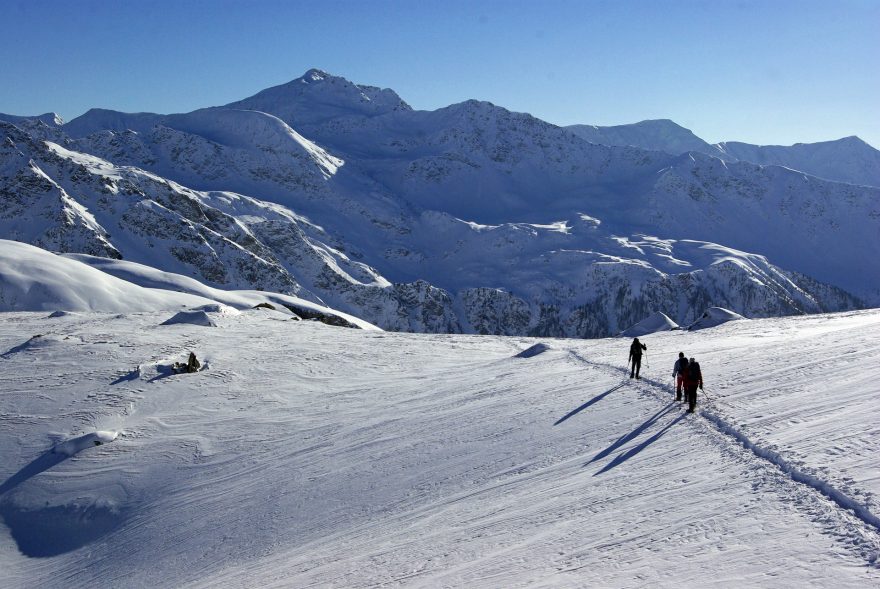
[1,69,877,335]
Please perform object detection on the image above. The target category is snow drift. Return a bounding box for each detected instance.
[687,306,747,331]
[0,240,212,312]
[620,311,679,337]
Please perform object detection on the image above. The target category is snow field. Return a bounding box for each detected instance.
[0,309,879,587]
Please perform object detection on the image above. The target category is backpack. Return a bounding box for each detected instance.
[688,361,701,380]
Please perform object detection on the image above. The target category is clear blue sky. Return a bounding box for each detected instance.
[1,0,878,147]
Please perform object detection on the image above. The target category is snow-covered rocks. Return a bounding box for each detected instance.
[160,309,217,327]
[687,306,747,331]
[52,431,118,456]
[620,311,679,337]
[514,342,552,358]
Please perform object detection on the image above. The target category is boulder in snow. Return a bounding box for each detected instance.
[171,352,202,374]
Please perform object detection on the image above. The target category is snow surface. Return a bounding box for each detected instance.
[1,308,879,587]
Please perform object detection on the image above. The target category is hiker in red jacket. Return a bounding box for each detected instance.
[682,357,703,413]
[672,352,687,401]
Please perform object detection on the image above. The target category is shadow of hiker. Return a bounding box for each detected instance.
[555,382,626,425]
[111,367,140,385]
[585,402,678,466]
[593,413,687,475]
[0,450,69,496]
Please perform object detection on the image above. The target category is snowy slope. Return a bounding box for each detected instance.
[1,308,879,587]
[0,239,377,329]
[0,240,211,312]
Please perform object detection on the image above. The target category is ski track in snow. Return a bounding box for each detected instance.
[567,350,880,566]
[1,309,880,587]
[570,312,880,567]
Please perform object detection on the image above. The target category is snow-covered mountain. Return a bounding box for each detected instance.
[2,306,879,586]
[1,70,877,336]
[566,119,880,187]
[567,119,721,157]
[715,136,880,188]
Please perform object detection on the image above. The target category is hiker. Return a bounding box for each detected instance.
[683,357,703,413]
[672,352,688,401]
[628,337,647,379]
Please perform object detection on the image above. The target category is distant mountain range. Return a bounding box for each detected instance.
[1,69,877,336]
[566,119,880,188]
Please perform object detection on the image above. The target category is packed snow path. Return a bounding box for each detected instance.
[1,309,879,587]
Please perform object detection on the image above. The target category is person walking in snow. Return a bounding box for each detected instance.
[672,352,688,401]
[683,357,703,413]
[628,337,647,379]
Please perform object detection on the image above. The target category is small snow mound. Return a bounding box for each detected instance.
[52,431,118,456]
[161,310,217,327]
[193,303,240,317]
[47,310,81,318]
[620,312,679,337]
[515,343,552,358]
[688,307,747,331]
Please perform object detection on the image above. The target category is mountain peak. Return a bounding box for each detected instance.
[566,118,713,155]
[226,68,412,127]
[0,112,64,127]
[300,68,332,83]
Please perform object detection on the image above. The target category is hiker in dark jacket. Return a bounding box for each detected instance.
[672,352,687,401]
[683,357,703,413]
[628,338,647,379]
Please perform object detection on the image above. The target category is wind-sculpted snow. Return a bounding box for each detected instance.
[1,309,879,586]
[0,240,378,328]
[0,240,212,312]
[620,311,679,336]
[52,431,118,457]
[687,307,746,331]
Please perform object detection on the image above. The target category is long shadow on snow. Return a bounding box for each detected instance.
[593,413,687,475]
[0,449,129,557]
[0,450,69,496]
[585,402,678,466]
[555,382,627,425]
[111,368,140,385]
